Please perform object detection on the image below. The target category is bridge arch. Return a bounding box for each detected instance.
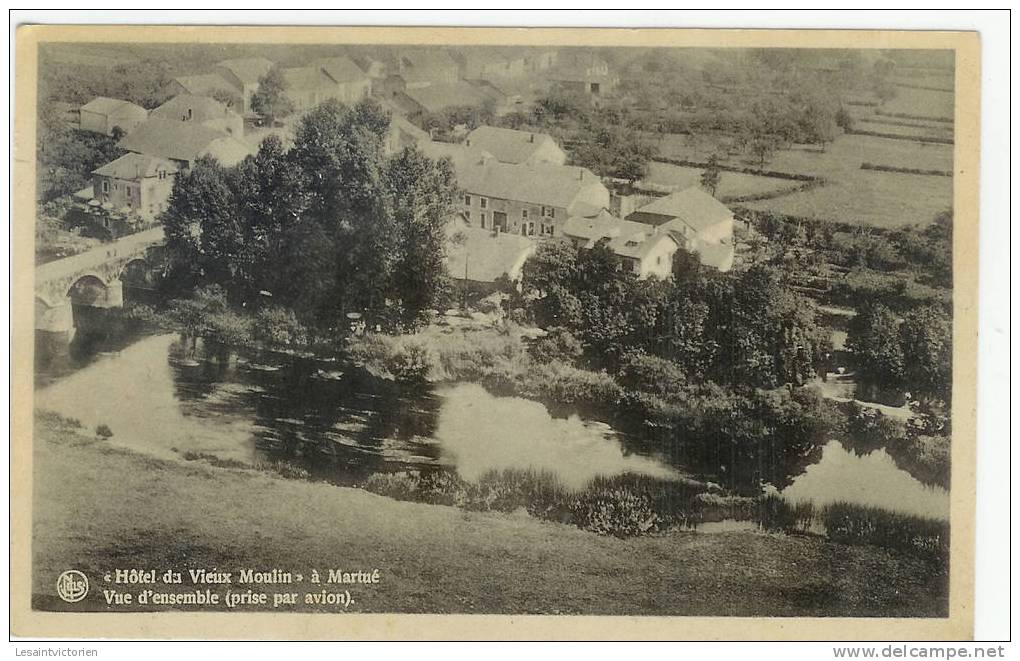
[66,274,110,307]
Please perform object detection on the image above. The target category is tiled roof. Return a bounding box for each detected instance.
[118,118,249,164]
[464,126,558,164]
[417,141,494,172]
[281,66,335,91]
[150,95,235,124]
[92,152,179,179]
[456,161,603,210]
[216,57,275,84]
[80,96,145,116]
[633,187,734,233]
[445,225,535,283]
[318,56,369,84]
[401,81,492,114]
[172,73,239,97]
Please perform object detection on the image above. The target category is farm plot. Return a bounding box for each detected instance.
[880,86,955,121]
[742,168,952,229]
[641,162,798,200]
[855,117,955,141]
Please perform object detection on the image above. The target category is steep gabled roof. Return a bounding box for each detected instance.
[464,126,559,164]
[318,56,369,84]
[92,152,179,180]
[634,187,733,233]
[216,57,275,84]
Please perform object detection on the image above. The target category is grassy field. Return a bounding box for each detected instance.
[32,413,948,616]
[742,167,952,229]
[881,86,956,119]
[641,162,798,199]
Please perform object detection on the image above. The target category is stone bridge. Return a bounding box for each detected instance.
[35,226,166,337]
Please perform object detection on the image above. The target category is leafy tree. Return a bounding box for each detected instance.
[899,305,951,403]
[835,105,854,131]
[846,303,904,389]
[700,155,722,197]
[570,120,655,183]
[384,146,458,328]
[251,66,295,125]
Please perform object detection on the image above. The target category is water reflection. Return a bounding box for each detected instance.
[434,383,675,490]
[780,441,950,520]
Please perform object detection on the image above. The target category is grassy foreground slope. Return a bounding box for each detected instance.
[32,414,947,617]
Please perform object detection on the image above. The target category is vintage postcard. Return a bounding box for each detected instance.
[11,24,980,640]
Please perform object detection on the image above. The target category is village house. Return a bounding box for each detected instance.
[214,57,275,115]
[549,51,617,97]
[455,161,610,237]
[625,187,735,272]
[464,126,566,166]
[383,106,431,155]
[524,48,559,72]
[89,152,179,222]
[149,95,244,137]
[117,117,253,171]
[78,97,148,136]
[280,66,341,113]
[393,80,496,119]
[562,210,679,280]
[450,48,527,80]
[164,73,243,110]
[445,220,537,295]
[316,56,373,104]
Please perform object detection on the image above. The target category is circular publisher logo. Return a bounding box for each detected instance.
[56,570,89,603]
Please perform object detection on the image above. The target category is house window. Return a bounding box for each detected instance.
[480,197,488,209]
[480,212,486,227]
[101,180,110,193]
[158,170,166,180]
[521,208,528,219]
[542,206,555,218]
[464,194,471,205]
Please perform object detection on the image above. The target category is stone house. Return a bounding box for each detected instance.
[626,187,735,272]
[562,210,679,280]
[464,126,566,166]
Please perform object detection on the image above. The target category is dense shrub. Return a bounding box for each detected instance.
[383,339,436,383]
[253,306,309,348]
[527,327,584,365]
[570,488,660,537]
[823,502,949,567]
[94,423,113,438]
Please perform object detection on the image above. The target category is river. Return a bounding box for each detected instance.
[35,331,949,521]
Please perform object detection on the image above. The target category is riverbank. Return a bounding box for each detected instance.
[33,412,947,616]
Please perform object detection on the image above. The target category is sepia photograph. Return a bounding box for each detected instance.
[10,22,985,641]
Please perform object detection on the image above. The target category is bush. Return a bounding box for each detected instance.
[467,469,570,518]
[253,306,308,348]
[95,424,113,438]
[384,339,436,383]
[570,488,659,537]
[528,327,583,365]
[757,494,816,533]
